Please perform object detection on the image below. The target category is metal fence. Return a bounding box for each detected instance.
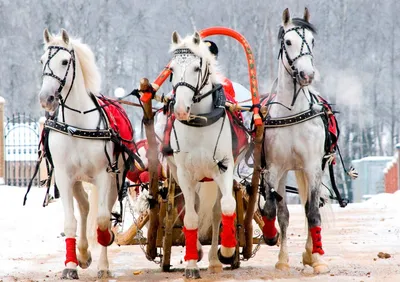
[4,113,40,187]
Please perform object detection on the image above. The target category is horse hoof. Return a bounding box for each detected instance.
[275,262,290,271]
[217,248,236,265]
[97,270,111,279]
[263,231,280,246]
[302,251,313,267]
[61,268,79,280]
[185,268,201,279]
[313,263,330,274]
[78,252,92,269]
[208,262,223,273]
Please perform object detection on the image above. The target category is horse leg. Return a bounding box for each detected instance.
[261,168,280,247]
[178,169,200,279]
[214,165,236,263]
[95,171,118,279]
[275,172,290,271]
[72,181,92,269]
[56,172,79,280]
[301,169,329,274]
[208,189,223,273]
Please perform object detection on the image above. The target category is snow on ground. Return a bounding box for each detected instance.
[0,185,399,282]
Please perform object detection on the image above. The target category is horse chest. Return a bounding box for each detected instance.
[48,132,111,173]
[265,121,325,168]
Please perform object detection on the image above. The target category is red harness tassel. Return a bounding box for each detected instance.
[97,227,112,247]
[221,213,237,248]
[65,238,78,266]
[262,216,277,239]
[310,226,325,255]
[183,227,198,261]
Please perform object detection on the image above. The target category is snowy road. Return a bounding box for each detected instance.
[1,186,399,282]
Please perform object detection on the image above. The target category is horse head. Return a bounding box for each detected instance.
[169,31,219,121]
[38,28,101,115]
[39,29,76,113]
[279,8,317,86]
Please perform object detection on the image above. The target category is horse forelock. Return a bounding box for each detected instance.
[169,35,222,85]
[44,35,102,95]
[278,18,317,41]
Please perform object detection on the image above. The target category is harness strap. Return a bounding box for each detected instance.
[44,119,112,139]
[265,109,323,128]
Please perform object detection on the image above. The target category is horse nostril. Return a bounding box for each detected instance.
[47,95,55,103]
[186,107,190,113]
[309,72,315,80]
[300,71,306,79]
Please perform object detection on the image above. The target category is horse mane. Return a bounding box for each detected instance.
[278,18,317,41]
[169,34,221,85]
[45,34,102,95]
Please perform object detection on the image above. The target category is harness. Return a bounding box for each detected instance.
[25,45,144,222]
[166,48,232,173]
[260,25,349,208]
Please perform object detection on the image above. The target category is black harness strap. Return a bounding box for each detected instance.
[265,109,324,128]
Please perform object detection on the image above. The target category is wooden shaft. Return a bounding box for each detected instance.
[139,78,161,260]
[242,124,264,259]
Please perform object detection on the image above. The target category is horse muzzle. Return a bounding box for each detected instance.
[39,91,59,112]
[175,105,191,121]
[298,71,314,85]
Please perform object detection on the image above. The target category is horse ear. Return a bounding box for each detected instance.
[43,28,52,44]
[304,7,310,22]
[282,8,291,25]
[172,31,181,44]
[61,29,69,45]
[193,31,201,45]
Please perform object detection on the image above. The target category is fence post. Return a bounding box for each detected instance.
[0,97,5,185]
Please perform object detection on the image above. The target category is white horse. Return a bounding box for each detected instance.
[261,8,330,274]
[162,31,238,278]
[38,29,125,279]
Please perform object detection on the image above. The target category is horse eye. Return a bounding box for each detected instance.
[62,59,68,66]
[40,59,43,64]
[194,66,201,72]
[285,40,292,46]
[312,39,315,47]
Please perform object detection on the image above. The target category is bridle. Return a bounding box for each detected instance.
[171,48,215,104]
[42,45,78,122]
[278,26,314,107]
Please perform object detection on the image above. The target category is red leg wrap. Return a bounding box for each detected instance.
[65,238,78,266]
[183,227,198,261]
[221,213,237,248]
[97,227,112,247]
[310,226,325,255]
[262,216,277,239]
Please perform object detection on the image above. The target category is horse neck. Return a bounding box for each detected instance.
[190,80,214,115]
[271,62,311,116]
[57,64,100,128]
